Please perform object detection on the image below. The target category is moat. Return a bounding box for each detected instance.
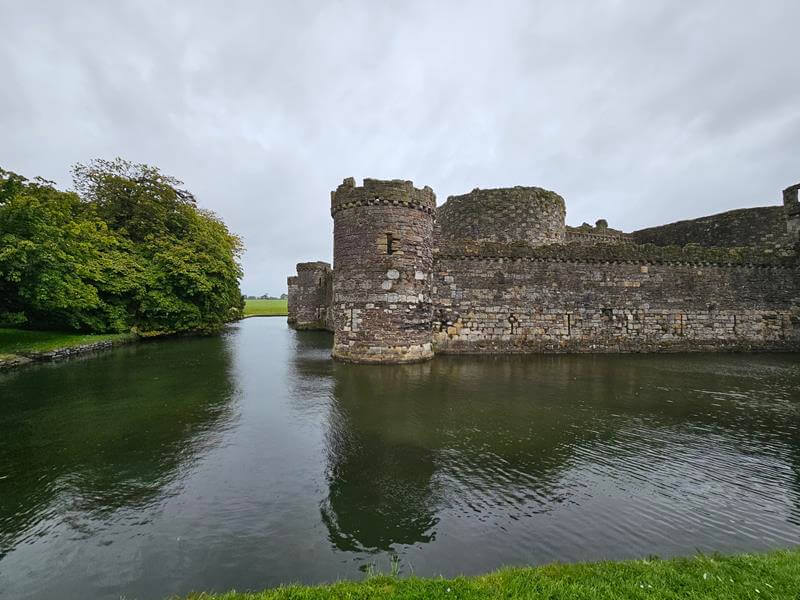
[1,318,799,600]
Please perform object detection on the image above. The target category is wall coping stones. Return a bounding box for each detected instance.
[435,240,799,268]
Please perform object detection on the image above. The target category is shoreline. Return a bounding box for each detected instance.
[181,548,799,599]
[0,315,289,371]
[0,335,138,371]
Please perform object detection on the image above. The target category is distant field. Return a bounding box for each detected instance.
[0,328,134,357]
[244,299,288,317]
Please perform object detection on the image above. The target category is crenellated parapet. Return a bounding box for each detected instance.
[330,177,436,217]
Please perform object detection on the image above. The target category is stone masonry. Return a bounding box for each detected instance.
[287,261,333,330]
[785,183,800,241]
[329,178,436,363]
[437,186,566,245]
[287,178,800,363]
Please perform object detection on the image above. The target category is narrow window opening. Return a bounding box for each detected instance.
[386,233,394,255]
[507,313,518,335]
[567,313,572,336]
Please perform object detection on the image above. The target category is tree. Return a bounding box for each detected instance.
[0,168,133,331]
[0,160,244,335]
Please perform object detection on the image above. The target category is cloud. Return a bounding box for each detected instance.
[2,0,798,294]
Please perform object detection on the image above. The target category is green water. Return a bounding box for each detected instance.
[1,318,798,599]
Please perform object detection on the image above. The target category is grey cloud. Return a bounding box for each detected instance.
[2,0,798,294]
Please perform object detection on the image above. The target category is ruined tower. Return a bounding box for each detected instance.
[330,177,436,363]
[287,261,332,330]
[784,182,800,242]
[437,186,566,245]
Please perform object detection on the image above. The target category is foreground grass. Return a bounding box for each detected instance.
[244,299,288,317]
[184,549,799,599]
[0,328,135,356]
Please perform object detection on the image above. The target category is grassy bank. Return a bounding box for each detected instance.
[183,549,799,599]
[244,299,288,317]
[0,328,135,364]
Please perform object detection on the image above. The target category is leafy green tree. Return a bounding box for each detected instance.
[0,159,244,335]
[0,169,134,331]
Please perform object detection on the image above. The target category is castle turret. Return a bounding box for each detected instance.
[784,182,800,242]
[287,261,333,330]
[331,177,436,363]
[437,186,566,245]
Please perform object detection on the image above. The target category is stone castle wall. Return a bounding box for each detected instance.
[631,206,793,249]
[565,219,632,245]
[330,178,436,363]
[288,178,800,361]
[437,187,565,245]
[287,262,333,330]
[431,247,799,354]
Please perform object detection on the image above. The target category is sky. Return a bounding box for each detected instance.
[2,1,799,295]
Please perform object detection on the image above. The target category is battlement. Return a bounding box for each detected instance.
[437,186,566,246]
[566,220,632,245]
[330,177,436,216]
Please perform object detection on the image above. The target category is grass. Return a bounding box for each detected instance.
[0,328,135,357]
[244,299,288,317]
[182,549,800,599]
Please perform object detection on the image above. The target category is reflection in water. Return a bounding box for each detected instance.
[321,363,440,551]
[1,319,799,600]
[0,334,238,558]
[316,351,800,561]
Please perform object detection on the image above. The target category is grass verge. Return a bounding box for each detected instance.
[0,328,135,357]
[244,299,288,317]
[182,549,799,599]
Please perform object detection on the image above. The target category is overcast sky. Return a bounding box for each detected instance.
[2,1,798,294]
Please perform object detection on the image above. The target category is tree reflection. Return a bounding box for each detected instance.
[0,334,237,557]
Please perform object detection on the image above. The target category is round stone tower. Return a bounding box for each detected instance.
[437,186,566,245]
[331,177,436,363]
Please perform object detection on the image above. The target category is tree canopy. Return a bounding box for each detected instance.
[0,159,244,335]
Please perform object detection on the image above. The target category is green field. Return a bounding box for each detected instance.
[183,550,799,599]
[0,328,135,359]
[244,299,288,317]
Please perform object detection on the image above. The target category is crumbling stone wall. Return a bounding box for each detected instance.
[331,178,436,363]
[287,178,800,358]
[566,220,632,245]
[437,186,565,246]
[432,248,800,354]
[287,262,333,330]
[784,183,800,242]
[631,206,792,249]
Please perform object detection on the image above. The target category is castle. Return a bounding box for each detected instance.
[287,177,800,363]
